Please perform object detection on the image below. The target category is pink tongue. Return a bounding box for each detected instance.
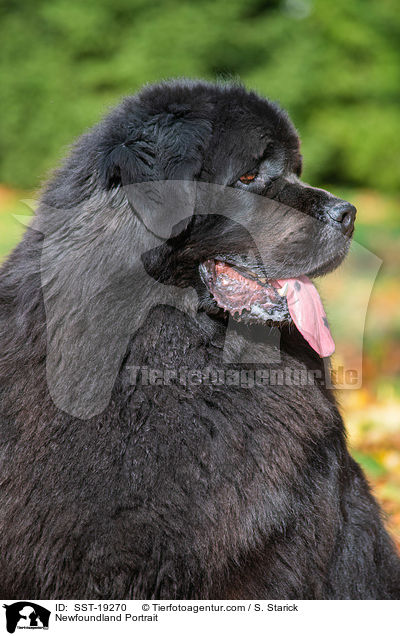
[275,276,335,358]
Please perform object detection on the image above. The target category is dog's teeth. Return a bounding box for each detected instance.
[258,277,267,284]
[278,282,289,297]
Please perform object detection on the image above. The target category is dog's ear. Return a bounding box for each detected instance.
[102,102,213,188]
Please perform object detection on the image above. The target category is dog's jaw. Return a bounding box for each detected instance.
[199,259,335,358]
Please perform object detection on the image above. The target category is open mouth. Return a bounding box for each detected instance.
[199,259,290,323]
[199,259,335,358]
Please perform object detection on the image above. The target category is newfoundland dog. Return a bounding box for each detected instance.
[0,79,399,599]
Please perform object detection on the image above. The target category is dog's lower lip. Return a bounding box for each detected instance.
[199,259,291,324]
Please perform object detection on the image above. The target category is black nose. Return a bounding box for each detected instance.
[327,201,357,236]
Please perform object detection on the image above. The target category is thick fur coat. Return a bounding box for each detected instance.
[0,80,399,599]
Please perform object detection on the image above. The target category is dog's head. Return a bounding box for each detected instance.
[95,80,356,354]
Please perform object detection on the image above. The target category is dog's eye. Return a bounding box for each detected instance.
[239,173,257,184]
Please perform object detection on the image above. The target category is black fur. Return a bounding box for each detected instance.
[0,79,399,599]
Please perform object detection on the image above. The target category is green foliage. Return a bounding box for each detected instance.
[351,450,387,479]
[0,0,399,189]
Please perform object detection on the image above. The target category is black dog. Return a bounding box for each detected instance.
[0,79,399,599]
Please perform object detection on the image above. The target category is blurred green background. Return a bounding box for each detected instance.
[0,0,399,543]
